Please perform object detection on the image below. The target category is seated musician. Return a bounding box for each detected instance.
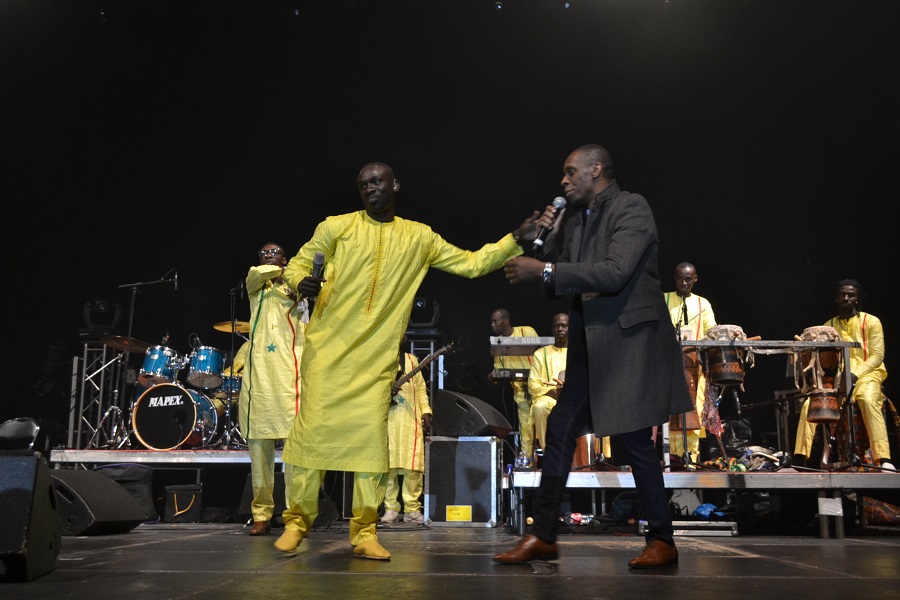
[793,279,894,471]
[489,308,538,461]
[528,313,610,463]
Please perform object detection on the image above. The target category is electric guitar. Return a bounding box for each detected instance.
[392,340,456,396]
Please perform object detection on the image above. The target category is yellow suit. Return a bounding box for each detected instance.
[665,291,716,462]
[494,325,538,457]
[281,210,521,547]
[795,312,889,463]
[238,264,305,524]
[384,352,431,514]
[528,344,610,460]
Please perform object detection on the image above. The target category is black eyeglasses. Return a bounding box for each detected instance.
[258,248,283,258]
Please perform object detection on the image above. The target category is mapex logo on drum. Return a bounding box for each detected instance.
[147,394,186,407]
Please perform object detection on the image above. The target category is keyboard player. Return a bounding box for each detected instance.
[489,308,539,461]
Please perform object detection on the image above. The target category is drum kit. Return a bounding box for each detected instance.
[98,321,251,451]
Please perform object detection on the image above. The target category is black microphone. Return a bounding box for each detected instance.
[174,271,178,291]
[308,252,325,314]
[682,297,689,328]
[532,197,567,252]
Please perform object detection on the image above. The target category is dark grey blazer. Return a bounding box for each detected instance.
[550,180,693,437]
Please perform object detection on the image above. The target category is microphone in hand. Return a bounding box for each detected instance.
[307,252,326,313]
[532,197,567,252]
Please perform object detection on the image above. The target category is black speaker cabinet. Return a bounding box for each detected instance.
[424,436,502,527]
[430,390,513,438]
[0,452,62,582]
[51,469,146,536]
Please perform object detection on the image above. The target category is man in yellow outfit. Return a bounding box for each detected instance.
[489,308,538,461]
[276,161,541,559]
[794,279,894,471]
[239,243,306,535]
[664,262,716,466]
[528,312,610,464]
[380,336,432,525]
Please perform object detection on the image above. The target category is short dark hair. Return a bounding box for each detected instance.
[836,278,866,304]
[576,144,614,179]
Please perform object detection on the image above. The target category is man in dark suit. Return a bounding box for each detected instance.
[496,144,693,569]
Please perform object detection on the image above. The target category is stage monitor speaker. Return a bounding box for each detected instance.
[51,469,146,536]
[431,390,513,438]
[0,452,62,582]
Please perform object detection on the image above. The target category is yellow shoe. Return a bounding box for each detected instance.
[274,530,302,553]
[353,539,391,560]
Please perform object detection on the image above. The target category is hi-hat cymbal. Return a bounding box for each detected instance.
[100,335,151,354]
[213,320,251,334]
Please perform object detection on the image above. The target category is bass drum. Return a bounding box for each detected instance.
[132,383,218,450]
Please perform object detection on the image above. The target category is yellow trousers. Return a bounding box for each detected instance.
[383,468,423,513]
[283,466,388,546]
[248,438,292,523]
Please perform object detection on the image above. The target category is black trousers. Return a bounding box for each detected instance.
[530,309,674,546]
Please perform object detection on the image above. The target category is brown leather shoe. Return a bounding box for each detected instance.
[493,534,559,564]
[248,521,271,536]
[628,539,678,568]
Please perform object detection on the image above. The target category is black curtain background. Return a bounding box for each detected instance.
[4,0,898,454]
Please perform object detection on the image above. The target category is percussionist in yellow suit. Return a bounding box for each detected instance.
[276,161,540,559]
[380,335,432,524]
[529,312,611,463]
[664,262,716,465]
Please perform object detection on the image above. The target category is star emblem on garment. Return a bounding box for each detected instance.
[267,343,277,352]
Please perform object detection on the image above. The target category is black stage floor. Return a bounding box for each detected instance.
[3,521,899,599]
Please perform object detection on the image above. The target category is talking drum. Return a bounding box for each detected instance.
[797,325,842,423]
[187,346,225,389]
[705,324,747,385]
[806,388,842,423]
[798,325,841,391]
[131,383,218,450]
[139,345,180,387]
[671,348,701,431]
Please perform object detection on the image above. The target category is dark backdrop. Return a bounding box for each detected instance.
[4,0,898,454]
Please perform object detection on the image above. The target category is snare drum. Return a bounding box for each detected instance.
[187,346,225,389]
[131,383,218,450]
[705,324,747,385]
[139,345,180,387]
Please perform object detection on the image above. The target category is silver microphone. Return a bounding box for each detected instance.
[532,197,567,252]
[174,271,178,291]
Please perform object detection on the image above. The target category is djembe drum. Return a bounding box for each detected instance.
[704,324,748,385]
[797,325,842,423]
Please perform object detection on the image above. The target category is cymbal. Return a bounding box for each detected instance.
[213,320,251,334]
[100,335,151,354]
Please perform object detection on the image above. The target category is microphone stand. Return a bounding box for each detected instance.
[102,270,176,449]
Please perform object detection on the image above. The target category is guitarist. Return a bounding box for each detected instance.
[381,335,433,525]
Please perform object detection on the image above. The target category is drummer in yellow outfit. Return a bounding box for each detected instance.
[793,279,893,471]
[664,262,717,466]
[276,161,540,559]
